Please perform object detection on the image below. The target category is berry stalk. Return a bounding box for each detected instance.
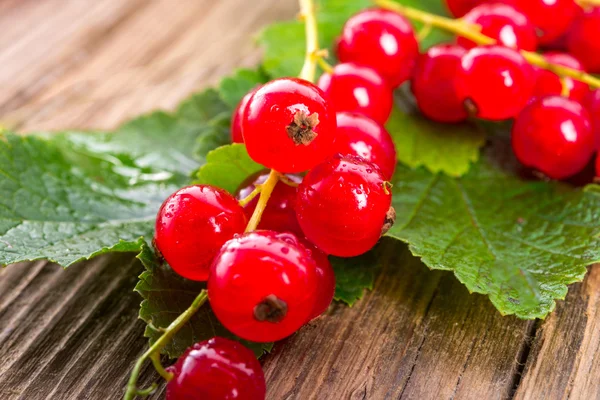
[123,290,208,400]
[243,0,320,232]
[298,0,320,82]
[374,0,600,89]
[245,169,280,232]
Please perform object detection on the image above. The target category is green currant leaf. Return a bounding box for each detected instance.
[194,144,263,194]
[0,87,231,268]
[387,99,486,177]
[135,243,272,358]
[386,158,600,319]
[330,248,378,305]
[259,0,451,79]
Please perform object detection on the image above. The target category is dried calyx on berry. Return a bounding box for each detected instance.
[286,110,320,145]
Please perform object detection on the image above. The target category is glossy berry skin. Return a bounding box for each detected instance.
[533,52,588,102]
[318,63,393,124]
[303,241,335,321]
[458,3,537,51]
[455,45,534,121]
[444,0,486,17]
[278,235,336,321]
[596,155,600,178]
[165,337,265,400]
[512,96,594,180]
[567,8,600,73]
[412,44,468,123]
[208,231,318,342]
[512,0,579,45]
[235,171,303,236]
[155,185,247,281]
[296,154,394,257]
[334,112,396,179]
[231,90,254,143]
[242,78,336,173]
[583,89,600,150]
[336,8,419,88]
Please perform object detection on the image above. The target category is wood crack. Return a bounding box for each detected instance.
[508,320,539,399]
[398,284,441,399]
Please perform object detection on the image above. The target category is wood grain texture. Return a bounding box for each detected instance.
[0,1,600,399]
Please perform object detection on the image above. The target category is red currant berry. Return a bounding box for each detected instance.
[318,63,393,124]
[296,154,395,257]
[458,3,537,51]
[512,96,594,180]
[208,231,318,342]
[411,44,468,123]
[583,89,600,149]
[155,185,247,281]
[512,0,580,45]
[567,7,600,73]
[334,112,396,179]
[596,155,600,178]
[231,90,254,144]
[533,52,589,102]
[336,9,419,88]
[300,239,336,321]
[455,45,535,121]
[444,0,486,17]
[242,78,336,173]
[166,337,265,400]
[235,170,303,236]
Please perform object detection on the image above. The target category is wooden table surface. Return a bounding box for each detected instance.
[1,1,599,399]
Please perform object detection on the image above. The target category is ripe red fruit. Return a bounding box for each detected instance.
[296,154,395,257]
[444,0,485,17]
[596,155,600,178]
[411,44,468,123]
[235,170,303,235]
[155,185,247,281]
[318,63,393,124]
[567,8,600,73]
[334,112,397,179]
[166,337,265,400]
[231,90,254,143]
[242,77,336,173]
[305,243,335,320]
[583,89,600,149]
[208,231,318,342]
[336,8,419,88]
[512,96,594,180]
[533,52,589,102]
[279,235,336,321]
[512,0,580,45]
[458,3,537,51]
[455,45,535,121]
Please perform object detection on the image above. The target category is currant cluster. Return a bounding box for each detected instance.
[146,1,600,398]
[154,17,403,394]
[440,0,600,180]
